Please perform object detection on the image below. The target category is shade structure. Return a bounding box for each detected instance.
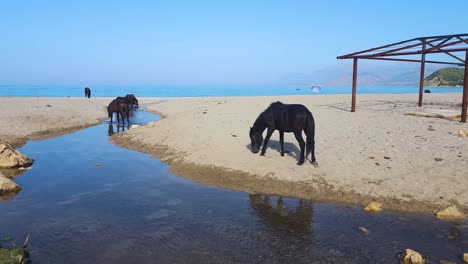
[337,33,468,122]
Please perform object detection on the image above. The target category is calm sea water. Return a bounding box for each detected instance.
[1,109,467,263]
[0,84,463,97]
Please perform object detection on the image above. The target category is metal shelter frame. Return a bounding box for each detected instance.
[337,33,468,122]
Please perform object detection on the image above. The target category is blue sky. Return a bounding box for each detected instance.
[1,0,467,85]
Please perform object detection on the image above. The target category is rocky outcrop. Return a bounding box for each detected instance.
[435,205,465,220]
[363,201,382,213]
[0,144,33,169]
[402,249,425,264]
[0,173,21,193]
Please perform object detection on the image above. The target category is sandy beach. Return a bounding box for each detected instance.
[110,93,468,213]
[0,97,158,147]
[1,94,467,213]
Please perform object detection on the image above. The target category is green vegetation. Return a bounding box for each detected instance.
[0,237,29,264]
[424,67,465,87]
[0,248,28,264]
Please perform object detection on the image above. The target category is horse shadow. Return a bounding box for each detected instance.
[246,139,301,160]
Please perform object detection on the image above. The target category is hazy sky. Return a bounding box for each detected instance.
[1,0,467,85]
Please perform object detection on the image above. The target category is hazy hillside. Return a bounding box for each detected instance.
[284,62,445,86]
[424,67,464,87]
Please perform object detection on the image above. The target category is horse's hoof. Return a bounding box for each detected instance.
[260,153,265,156]
[311,161,319,168]
[281,153,284,157]
[297,161,304,165]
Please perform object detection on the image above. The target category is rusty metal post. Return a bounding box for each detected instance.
[418,40,426,107]
[351,58,358,112]
[461,50,468,122]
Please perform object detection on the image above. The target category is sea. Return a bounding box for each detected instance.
[0,84,463,97]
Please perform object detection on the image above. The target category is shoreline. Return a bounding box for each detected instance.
[1,95,467,214]
[110,135,441,214]
[111,93,468,214]
[0,97,160,147]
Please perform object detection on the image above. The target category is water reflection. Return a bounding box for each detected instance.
[108,122,130,136]
[107,123,114,136]
[1,108,468,263]
[0,190,20,202]
[249,194,313,237]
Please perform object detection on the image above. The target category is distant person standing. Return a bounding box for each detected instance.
[84,87,91,98]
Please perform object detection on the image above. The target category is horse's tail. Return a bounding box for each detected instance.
[304,109,316,164]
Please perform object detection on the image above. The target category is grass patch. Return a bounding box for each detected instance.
[0,247,28,264]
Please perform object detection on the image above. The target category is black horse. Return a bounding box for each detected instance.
[107,98,130,124]
[125,94,139,108]
[249,101,317,166]
[84,87,91,98]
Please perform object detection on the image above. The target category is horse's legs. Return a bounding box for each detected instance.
[294,131,306,165]
[309,136,318,167]
[260,128,275,156]
[120,111,126,125]
[126,109,130,124]
[117,112,121,124]
[279,131,285,156]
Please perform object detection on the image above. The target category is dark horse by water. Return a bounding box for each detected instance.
[84,87,91,98]
[249,101,317,166]
[107,97,130,124]
[125,94,139,108]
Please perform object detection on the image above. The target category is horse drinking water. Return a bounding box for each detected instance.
[107,97,130,125]
[249,101,318,166]
[125,94,139,109]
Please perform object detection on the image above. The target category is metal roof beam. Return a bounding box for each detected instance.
[369,37,445,58]
[337,38,416,59]
[426,42,465,63]
[357,57,463,66]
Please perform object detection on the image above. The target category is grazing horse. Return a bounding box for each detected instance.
[107,98,130,124]
[125,94,139,108]
[84,87,91,98]
[249,101,317,166]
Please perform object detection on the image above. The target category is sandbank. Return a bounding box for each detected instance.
[111,93,468,213]
[0,97,158,147]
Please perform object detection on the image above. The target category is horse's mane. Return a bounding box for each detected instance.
[268,101,284,109]
[263,101,284,113]
[252,101,284,129]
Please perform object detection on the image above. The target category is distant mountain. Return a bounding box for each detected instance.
[423,67,464,87]
[284,62,446,86]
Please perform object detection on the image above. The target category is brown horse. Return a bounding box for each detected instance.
[107,98,129,124]
[84,87,91,98]
[125,94,139,108]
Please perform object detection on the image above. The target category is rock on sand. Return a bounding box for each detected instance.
[0,144,33,169]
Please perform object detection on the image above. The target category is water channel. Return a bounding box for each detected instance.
[1,108,467,263]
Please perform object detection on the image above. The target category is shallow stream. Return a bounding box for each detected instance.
[1,109,467,263]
